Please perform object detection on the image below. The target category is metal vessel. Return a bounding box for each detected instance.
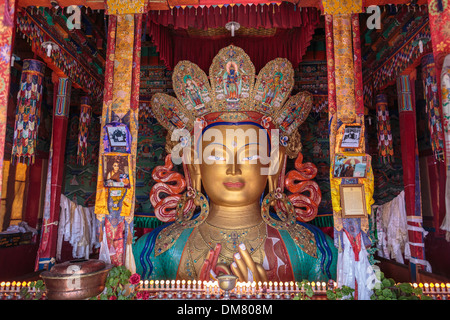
[40,259,113,300]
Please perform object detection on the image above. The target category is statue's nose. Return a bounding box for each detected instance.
[226,155,242,176]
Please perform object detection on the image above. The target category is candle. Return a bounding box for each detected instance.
[176,280,180,289]
[182,280,186,289]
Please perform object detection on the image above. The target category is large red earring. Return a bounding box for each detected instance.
[150,154,194,222]
[284,153,321,222]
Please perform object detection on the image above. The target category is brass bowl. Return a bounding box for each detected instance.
[217,275,238,292]
[40,259,113,300]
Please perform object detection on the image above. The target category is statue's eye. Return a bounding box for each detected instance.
[241,155,260,161]
[207,155,226,161]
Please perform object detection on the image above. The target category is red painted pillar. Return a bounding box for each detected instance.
[397,74,430,280]
[23,158,43,229]
[35,76,71,270]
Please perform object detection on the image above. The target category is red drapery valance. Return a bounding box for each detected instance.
[147,3,320,72]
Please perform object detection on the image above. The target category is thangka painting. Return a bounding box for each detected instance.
[366,108,404,206]
[63,111,100,207]
[134,102,167,216]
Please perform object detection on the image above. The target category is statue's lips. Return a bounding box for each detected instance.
[223,181,245,189]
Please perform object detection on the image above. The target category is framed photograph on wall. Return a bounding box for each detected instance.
[106,125,129,147]
[103,153,131,188]
[340,184,367,218]
[333,153,371,178]
[340,125,362,148]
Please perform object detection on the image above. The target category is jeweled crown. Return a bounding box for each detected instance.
[151,45,312,141]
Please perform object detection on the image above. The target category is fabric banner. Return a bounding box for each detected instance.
[333,14,356,124]
[11,59,46,165]
[0,0,15,200]
[352,14,364,117]
[428,0,450,66]
[376,94,394,164]
[321,0,363,15]
[421,53,445,161]
[94,14,141,269]
[95,15,117,219]
[440,54,450,240]
[77,96,92,166]
[148,4,319,72]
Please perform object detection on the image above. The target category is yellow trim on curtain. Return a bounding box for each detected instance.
[10,162,28,225]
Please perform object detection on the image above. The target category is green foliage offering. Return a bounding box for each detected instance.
[19,280,46,300]
[326,285,355,300]
[293,280,315,300]
[94,265,137,300]
[370,271,432,300]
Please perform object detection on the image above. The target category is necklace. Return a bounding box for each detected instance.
[197,220,267,263]
[178,221,268,279]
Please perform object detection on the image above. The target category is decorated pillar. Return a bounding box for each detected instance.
[35,76,72,270]
[396,74,430,280]
[323,0,375,300]
[94,2,142,270]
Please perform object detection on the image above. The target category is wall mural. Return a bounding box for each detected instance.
[63,111,100,207]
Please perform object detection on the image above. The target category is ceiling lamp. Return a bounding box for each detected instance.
[225,21,240,37]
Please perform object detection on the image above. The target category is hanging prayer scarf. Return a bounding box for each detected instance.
[12,59,46,164]
[376,94,394,164]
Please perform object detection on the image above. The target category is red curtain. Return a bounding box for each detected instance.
[148,4,319,72]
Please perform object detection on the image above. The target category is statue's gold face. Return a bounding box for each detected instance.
[198,124,272,207]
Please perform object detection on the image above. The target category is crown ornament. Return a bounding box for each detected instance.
[151,45,313,151]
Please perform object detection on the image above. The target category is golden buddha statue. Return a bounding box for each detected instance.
[133,45,337,282]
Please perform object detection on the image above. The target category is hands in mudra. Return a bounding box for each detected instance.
[199,243,268,282]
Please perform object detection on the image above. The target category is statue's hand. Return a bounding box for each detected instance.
[199,243,231,281]
[231,244,268,283]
